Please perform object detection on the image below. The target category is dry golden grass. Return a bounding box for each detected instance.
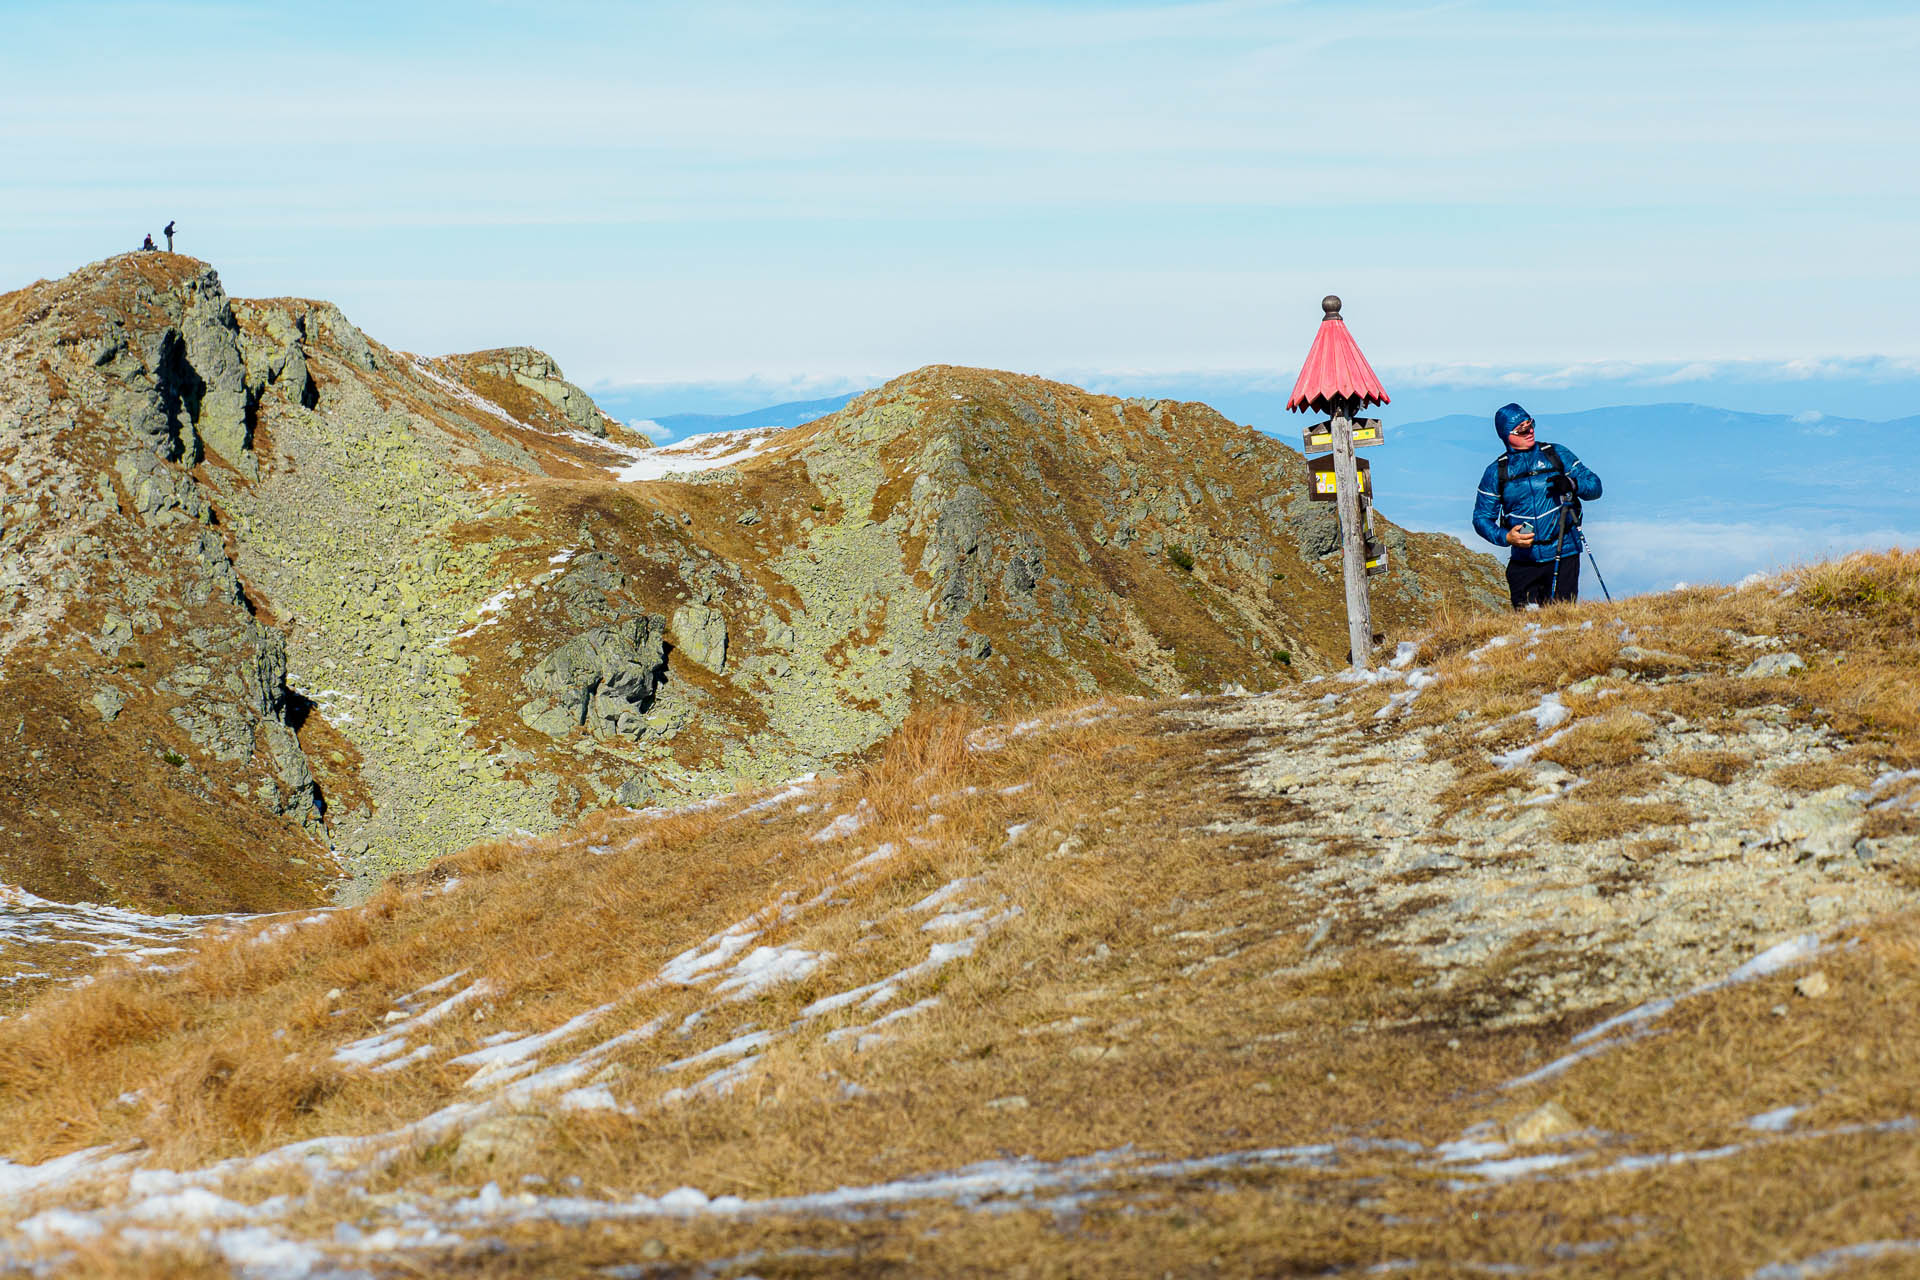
[1433,762,1526,820]
[1384,551,1920,782]
[1770,760,1875,793]
[1550,798,1693,844]
[6,555,1920,1273]
[1667,748,1753,784]
[1535,708,1657,769]
[1576,761,1667,801]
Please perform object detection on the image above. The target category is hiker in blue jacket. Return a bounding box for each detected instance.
[1472,402,1602,608]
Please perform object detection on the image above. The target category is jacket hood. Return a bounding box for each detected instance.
[1493,402,1532,445]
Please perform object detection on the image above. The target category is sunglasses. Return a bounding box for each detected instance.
[1511,422,1536,434]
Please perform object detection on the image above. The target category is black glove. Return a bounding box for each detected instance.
[1546,474,1575,499]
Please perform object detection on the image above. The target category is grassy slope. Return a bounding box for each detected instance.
[0,552,1916,1275]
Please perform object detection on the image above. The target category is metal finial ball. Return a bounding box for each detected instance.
[1322,295,1342,318]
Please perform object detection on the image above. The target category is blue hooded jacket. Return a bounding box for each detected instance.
[1472,403,1602,563]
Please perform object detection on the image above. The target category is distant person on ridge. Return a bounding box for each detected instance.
[164,220,175,252]
[140,233,156,252]
[1472,402,1602,608]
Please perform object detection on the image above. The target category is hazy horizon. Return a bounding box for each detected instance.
[7,1,1918,387]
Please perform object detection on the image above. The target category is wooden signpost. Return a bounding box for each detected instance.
[1308,454,1371,502]
[1302,418,1383,451]
[1285,295,1392,670]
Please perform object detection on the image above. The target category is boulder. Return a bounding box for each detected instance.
[521,616,668,739]
[1772,785,1865,861]
[670,603,728,674]
[615,775,657,807]
[451,1112,552,1176]
[1739,652,1806,679]
[1506,1101,1578,1146]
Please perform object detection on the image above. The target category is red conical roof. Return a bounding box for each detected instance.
[1286,296,1389,413]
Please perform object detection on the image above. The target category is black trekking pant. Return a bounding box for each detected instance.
[1507,555,1579,608]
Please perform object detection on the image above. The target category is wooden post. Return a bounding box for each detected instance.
[1330,400,1373,670]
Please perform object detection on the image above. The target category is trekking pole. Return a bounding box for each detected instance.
[1578,526,1613,602]
[1547,499,1566,602]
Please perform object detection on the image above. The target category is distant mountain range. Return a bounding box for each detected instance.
[639,394,858,439]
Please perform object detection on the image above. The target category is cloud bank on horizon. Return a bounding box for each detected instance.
[3,0,1917,391]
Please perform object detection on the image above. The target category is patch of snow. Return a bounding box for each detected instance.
[1748,1240,1920,1280]
[661,1058,758,1104]
[909,878,978,913]
[450,1002,613,1074]
[923,908,989,933]
[1490,725,1569,769]
[658,1029,773,1075]
[660,925,761,986]
[713,946,828,1000]
[1449,1152,1585,1181]
[334,979,493,1067]
[127,1187,252,1224]
[612,428,783,483]
[16,1208,106,1246]
[828,995,942,1050]
[844,842,900,875]
[371,1043,438,1074]
[737,776,817,816]
[1746,1105,1803,1132]
[1466,633,1517,663]
[1527,692,1570,732]
[810,800,873,843]
[1714,933,1824,988]
[558,1084,621,1112]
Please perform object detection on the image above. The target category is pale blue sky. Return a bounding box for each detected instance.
[4,1,1917,393]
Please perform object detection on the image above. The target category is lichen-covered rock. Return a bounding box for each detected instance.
[179,269,252,466]
[474,347,617,437]
[670,603,728,673]
[522,616,668,739]
[314,303,378,372]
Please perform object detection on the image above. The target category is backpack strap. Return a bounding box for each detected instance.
[1496,444,1579,529]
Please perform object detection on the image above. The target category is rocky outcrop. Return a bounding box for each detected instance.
[520,616,669,740]
[0,255,338,910]
[670,603,728,673]
[472,346,617,438]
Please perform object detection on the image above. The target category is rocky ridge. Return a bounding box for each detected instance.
[0,254,1504,910]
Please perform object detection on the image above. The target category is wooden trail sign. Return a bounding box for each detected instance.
[1284,295,1390,670]
[1303,418,1383,451]
[1309,454,1371,502]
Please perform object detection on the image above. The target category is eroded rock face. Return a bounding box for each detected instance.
[670,603,728,673]
[0,255,332,910]
[474,346,616,438]
[520,616,669,740]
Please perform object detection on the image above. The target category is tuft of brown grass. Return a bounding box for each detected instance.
[1769,760,1875,793]
[1797,548,1920,635]
[1433,763,1526,820]
[1550,798,1692,844]
[1535,709,1657,770]
[1578,761,1667,801]
[1667,749,1752,785]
